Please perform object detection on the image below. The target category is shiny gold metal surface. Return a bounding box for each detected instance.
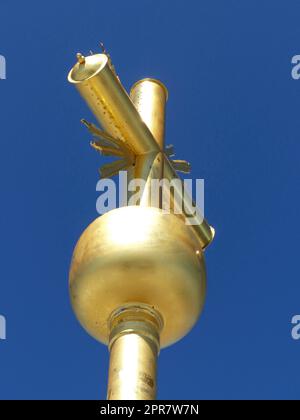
[68,53,155,155]
[107,305,162,400]
[68,49,214,400]
[129,79,166,207]
[68,53,214,249]
[130,78,168,148]
[69,206,206,348]
[130,151,163,207]
[130,79,214,244]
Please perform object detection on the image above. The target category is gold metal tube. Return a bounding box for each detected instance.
[130,79,167,207]
[68,54,157,155]
[131,151,163,207]
[164,160,215,246]
[107,305,163,400]
[130,79,168,149]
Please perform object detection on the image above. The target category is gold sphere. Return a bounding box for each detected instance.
[69,206,206,348]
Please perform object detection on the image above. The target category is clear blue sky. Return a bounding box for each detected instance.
[0,0,299,400]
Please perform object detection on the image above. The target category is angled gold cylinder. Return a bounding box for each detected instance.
[68,54,156,155]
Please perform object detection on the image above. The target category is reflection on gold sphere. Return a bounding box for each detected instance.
[69,206,206,348]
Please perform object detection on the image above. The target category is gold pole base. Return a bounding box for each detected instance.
[107,304,163,400]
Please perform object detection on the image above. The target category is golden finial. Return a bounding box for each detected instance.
[76,53,85,65]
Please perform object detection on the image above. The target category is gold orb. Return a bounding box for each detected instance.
[69,206,206,348]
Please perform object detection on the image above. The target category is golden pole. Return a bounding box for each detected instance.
[106,81,167,399]
[107,305,163,400]
[68,49,214,401]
